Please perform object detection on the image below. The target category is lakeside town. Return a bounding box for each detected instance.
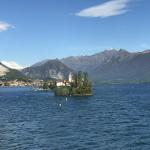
[0,79,44,87]
[0,72,92,96]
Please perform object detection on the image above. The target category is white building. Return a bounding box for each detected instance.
[69,72,74,82]
[56,82,66,87]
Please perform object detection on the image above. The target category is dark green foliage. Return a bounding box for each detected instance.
[71,71,92,95]
[43,82,49,90]
[72,73,78,87]
[49,84,56,89]
[4,81,10,86]
[54,87,70,96]
[76,72,91,89]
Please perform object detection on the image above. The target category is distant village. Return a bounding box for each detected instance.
[0,72,92,96]
[0,73,73,87]
[0,79,43,87]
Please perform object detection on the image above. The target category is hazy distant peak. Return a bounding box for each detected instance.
[142,49,150,54]
[104,48,129,52]
[104,48,118,51]
[118,48,129,52]
[1,61,23,70]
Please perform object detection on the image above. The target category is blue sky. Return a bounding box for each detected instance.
[0,0,149,66]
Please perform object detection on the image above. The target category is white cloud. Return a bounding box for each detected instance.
[76,0,130,18]
[0,21,15,32]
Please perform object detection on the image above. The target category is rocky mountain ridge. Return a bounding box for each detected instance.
[22,59,73,80]
[61,49,150,83]
[1,49,150,83]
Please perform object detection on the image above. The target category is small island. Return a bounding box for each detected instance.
[42,71,92,96]
[54,71,92,96]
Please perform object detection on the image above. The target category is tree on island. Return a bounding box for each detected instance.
[71,71,92,95]
[42,81,49,90]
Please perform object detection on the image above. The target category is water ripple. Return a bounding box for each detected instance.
[0,85,150,149]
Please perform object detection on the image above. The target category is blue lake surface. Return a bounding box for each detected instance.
[0,85,150,150]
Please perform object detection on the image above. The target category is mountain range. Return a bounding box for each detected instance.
[62,49,150,83]
[1,49,150,83]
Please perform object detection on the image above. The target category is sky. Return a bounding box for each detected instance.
[0,0,150,66]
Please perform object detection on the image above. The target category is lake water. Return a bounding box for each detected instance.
[0,85,150,150]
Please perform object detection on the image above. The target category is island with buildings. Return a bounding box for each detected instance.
[53,71,92,96]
